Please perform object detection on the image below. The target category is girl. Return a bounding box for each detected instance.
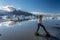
[35,15,50,37]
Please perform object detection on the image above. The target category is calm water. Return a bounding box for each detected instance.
[0,19,60,40]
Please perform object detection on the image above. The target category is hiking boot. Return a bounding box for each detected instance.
[34,32,39,36]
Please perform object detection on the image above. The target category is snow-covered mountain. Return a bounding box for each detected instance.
[0,6,32,16]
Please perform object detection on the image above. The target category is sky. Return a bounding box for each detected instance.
[0,0,60,14]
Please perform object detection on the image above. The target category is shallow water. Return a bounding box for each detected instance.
[0,19,60,40]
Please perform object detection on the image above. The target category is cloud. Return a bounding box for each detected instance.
[31,12,60,17]
[31,12,46,15]
[17,8,22,10]
[0,5,21,12]
[31,12,53,15]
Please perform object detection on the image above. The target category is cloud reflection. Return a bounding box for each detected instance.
[0,21,15,28]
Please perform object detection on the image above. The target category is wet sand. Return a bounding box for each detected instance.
[0,19,60,40]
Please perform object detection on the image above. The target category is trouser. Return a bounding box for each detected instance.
[36,23,49,34]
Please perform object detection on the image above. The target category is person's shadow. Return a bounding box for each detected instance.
[34,34,60,40]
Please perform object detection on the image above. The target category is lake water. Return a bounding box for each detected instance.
[0,19,60,40]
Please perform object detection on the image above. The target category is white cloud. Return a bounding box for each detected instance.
[17,8,22,10]
[31,12,46,15]
[31,12,60,17]
[31,12,52,15]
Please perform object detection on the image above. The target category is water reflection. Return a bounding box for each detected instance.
[0,21,17,28]
[0,20,60,40]
[34,34,60,40]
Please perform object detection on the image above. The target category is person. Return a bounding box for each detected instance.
[35,15,50,37]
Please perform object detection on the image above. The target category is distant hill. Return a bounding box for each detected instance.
[9,10,32,16]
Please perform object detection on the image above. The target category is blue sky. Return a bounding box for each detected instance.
[0,0,60,13]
